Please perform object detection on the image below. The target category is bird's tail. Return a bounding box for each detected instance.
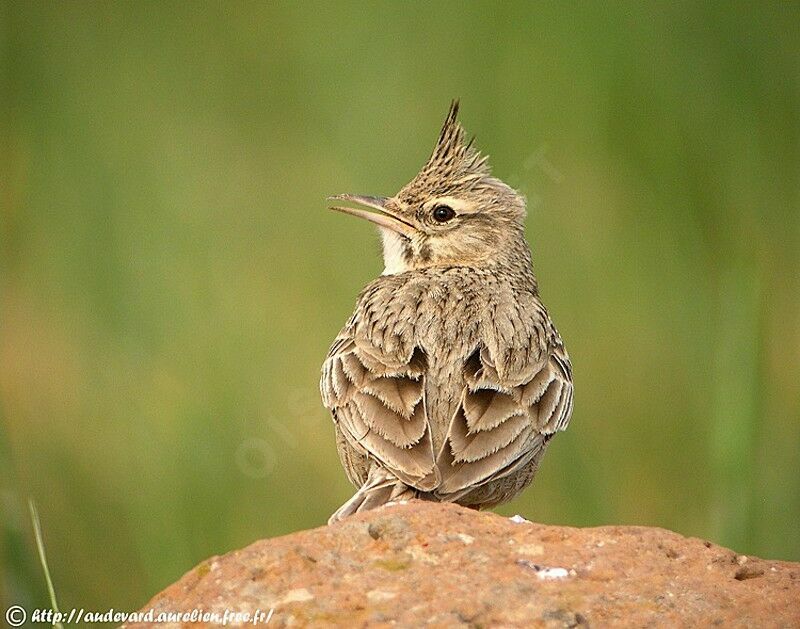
[328,467,418,524]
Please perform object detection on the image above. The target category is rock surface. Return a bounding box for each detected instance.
[125,501,799,628]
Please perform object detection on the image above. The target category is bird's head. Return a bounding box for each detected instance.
[329,101,529,274]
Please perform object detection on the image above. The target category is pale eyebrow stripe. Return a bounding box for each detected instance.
[426,196,479,214]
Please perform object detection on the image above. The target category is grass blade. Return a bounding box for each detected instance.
[29,499,64,629]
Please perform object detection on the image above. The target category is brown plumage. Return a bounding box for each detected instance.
[321,101,573,523]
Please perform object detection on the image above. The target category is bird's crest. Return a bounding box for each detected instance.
[402,100,492,197]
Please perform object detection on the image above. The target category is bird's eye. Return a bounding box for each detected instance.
[432,204,456,223]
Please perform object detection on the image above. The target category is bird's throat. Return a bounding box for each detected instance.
[380,228,411,275]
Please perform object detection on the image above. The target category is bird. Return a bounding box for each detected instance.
[321,101,573,524]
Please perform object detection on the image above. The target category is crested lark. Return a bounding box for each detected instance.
[322,102,573,523]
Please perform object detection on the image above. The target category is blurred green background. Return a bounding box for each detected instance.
[2,0,799,612]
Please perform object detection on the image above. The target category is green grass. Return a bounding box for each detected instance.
[29,500,63,629]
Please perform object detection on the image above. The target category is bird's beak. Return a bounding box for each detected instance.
[328,194,417,238]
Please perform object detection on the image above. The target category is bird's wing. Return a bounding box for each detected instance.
[321,327,439,491]
[435,332,573,498]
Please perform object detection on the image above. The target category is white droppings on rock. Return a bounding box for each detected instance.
[516,559,576,580]
[281,588,314,604]
[457,533,475,545]
[737,555,749,566]
[536,567,574,580]
[510,514,530,524]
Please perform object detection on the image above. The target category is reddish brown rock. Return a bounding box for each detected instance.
[125,501,799,628]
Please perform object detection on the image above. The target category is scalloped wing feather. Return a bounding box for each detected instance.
[322,336,438,491]
[435,342,573,496]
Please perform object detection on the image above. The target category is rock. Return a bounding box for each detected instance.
[124,501,799,628]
